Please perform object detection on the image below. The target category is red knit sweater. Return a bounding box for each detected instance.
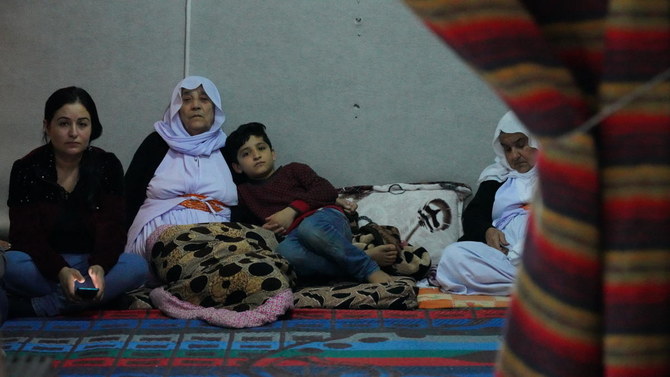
[235,162,341,232]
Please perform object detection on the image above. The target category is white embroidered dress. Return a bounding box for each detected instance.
[435,111,539,295]
[125,76,237,260]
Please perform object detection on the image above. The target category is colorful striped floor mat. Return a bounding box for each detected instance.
[418,287,511,309]
[1,307,507,377]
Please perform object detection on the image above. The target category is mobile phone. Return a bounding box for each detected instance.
[75,279,99,299]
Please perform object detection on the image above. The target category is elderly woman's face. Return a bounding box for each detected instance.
[178,86,215,136]
[499,132,538,173]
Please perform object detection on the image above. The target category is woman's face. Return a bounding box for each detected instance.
[178,85,215,136]
[498,132,538,173]
[44,102,92,159]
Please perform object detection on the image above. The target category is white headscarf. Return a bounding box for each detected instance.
[154,76,227,156]
[477,110,540,183]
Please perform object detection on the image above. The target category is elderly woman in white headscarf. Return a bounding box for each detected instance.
[124,76,238,261]
[435,111,539,295]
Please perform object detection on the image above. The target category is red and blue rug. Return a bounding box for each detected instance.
[1,307,506,376]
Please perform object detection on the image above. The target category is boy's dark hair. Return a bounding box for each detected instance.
[223,122,273,184]
[223,122,273,164]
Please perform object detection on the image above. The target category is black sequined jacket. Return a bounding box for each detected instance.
[7,144,126,281]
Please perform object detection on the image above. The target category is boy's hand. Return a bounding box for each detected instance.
[0,240,10,251]
[263,207,298,234]
[336,198,358,215]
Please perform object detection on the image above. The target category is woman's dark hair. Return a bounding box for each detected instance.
[43,86,103,142]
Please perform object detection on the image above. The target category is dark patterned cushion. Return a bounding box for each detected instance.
[293,277,417,309]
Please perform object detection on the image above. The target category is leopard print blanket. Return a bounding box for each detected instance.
[148,222,296,312]
[137,221,431,312]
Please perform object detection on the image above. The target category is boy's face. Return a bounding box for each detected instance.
[232,135,277,180]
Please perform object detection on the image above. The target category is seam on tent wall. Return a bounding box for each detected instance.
[184,0,191,77]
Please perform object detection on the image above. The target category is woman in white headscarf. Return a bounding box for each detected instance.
[435,111,539,295]
[124,76,238,261]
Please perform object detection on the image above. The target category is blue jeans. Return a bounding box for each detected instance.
[3,251,149,316]
[276,208,379,282]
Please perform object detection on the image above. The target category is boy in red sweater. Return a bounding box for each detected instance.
[224,122,397,284]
